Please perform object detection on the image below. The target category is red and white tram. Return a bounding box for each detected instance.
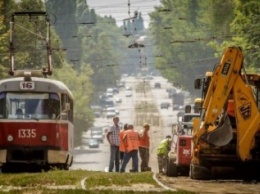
[0,75,74,172]
[0,12,74,172]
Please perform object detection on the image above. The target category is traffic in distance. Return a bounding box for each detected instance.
[71,73,192,174]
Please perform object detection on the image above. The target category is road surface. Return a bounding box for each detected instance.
[71,75,179,172]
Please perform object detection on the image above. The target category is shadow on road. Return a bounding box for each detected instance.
[72,161,100,165]
[73,149,102,155]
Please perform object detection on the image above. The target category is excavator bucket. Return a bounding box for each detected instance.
[202,116,233,146]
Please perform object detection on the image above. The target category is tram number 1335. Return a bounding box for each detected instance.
[18,129,36,138]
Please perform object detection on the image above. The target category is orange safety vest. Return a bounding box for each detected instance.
[119,129,125,152]
[123,129,139,153]
[139,130,150,148]
[227,99,235,117]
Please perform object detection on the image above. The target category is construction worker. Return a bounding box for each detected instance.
[119,123,128,164]
[120,124,139,173]
[139,123,151,172]
[157,135,172,174]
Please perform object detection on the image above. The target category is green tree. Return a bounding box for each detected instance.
[0,1,10,78]
[45,0,79,65]
[230,0,260,68]
[53,62,94,145]
[150,0,216,96]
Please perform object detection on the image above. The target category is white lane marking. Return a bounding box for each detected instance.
[152,173,176,191]
[81,177,87,190]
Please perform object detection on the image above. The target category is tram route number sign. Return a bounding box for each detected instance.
[20,82,35,90]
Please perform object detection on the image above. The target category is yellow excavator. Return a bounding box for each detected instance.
[191,46,260,180]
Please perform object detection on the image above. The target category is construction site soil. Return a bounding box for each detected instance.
[156,175,260,194]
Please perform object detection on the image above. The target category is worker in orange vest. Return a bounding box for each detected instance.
[139,123,151,172]
[120,124,140,173]
[119,123,128,164]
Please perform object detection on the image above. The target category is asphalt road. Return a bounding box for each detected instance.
[70,75,184,172]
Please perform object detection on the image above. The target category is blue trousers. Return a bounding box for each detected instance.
[109,145,120,172]
[120,150,138,172]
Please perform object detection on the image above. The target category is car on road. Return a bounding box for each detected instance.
[125,91,132,97]
[91,127,104,143]
[125,86,132,91]
[160,102,170,109]
[167,88,177,98]
[106,107,118,118]
[113,87,119,94]
[154,82,161,88]
[115,97,122,103]
[88,138,99,148]
[90,105,102,117]
[109,107,119,115]
[106,92,113,98]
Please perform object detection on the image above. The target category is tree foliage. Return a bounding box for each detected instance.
[150,0,215,96]
[0,0,102,145]
[0,1,9,78]
[53,62,94,145]
[149,0,260,97]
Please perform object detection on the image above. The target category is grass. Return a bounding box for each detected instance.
[0,189,194,194]
[0,170,88,187]
[0,171,157,187]
[85,172,158,187]
[0,170,196,193]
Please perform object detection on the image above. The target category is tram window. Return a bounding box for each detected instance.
[48,93,60,119]
[6,93,57,119]
[0,93,5,119]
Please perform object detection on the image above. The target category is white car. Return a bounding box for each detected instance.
[125,86,132,91]
[115,97,122,103]
[106,107,119,118]
[125,91,132,97]
[106,110,116,118]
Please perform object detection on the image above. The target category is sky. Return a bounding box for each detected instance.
[86,0,162,28]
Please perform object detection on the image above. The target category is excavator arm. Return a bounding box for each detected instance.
[233,75,260,160]
[193,46,260,161]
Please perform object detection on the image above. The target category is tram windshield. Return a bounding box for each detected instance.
[0,92,60,120]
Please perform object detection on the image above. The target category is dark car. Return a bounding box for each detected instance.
[167,88,177,98]
[113,87,119,94]
[160,102,170,109]
[88,138,99,148]
[154,82,161,88]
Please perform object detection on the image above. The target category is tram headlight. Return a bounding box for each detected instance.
[7,135,13,142]
[41,135,48,142]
